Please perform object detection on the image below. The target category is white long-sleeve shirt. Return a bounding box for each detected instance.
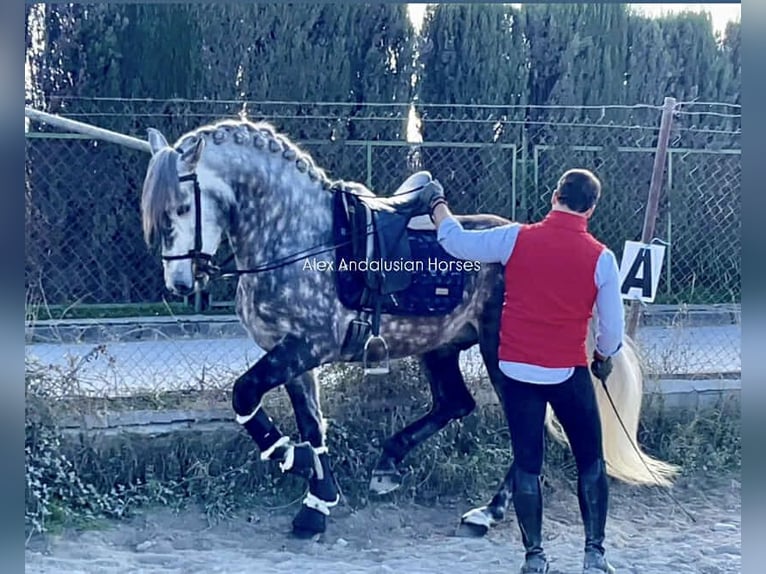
[437,215,624,384]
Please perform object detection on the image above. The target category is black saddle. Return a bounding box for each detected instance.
[332,171,440,373]
[336,171,434,296]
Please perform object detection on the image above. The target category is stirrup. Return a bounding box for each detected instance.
[363,334,389,375]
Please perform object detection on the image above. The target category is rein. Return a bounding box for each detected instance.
[163,170,428,284]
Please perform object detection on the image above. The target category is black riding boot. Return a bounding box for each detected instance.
[512,466,549,574]
[578,459,615,573]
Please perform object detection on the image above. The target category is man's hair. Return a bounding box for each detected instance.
[555,168,602,213]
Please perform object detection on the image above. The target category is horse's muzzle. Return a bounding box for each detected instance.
[170,280,196,297]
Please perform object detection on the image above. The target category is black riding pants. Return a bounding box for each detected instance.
[502,366,604,475]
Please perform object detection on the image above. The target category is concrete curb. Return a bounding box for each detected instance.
[642,378,741,411]
[55,377,741,438]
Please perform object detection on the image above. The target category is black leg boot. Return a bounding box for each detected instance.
[512,467,549,574]
[578,459,615,573]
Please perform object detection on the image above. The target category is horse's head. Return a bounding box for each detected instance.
[141,128,233,296]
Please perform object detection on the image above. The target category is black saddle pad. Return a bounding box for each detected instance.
[332,198,469,317]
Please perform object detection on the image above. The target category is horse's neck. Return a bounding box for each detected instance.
[228,174,334,269]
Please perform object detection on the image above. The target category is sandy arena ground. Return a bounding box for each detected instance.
[25,472,740,574]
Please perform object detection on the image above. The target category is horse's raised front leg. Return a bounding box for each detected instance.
[232,333,320,422]
[284,370,340,538]
[370,329,477,495]
[232,335,328,498]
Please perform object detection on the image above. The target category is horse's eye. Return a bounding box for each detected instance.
[176,204,191,217]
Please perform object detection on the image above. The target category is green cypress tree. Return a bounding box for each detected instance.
[655,11,720,101]
[25,4,204,305]
[416,3,528,217]
[519,3,643,240]
[231,3,415,192]
[26,3,417,306]
[721,21,740,105]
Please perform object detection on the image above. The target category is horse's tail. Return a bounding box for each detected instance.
[544,327,680,487]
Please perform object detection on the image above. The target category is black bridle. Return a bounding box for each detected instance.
[160,172,220,284]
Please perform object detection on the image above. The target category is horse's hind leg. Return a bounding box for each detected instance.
[458,458,514,537]
[284,370,340,538]
[458,361,515,536]
[370,326,477,495]
[458,284,515,537]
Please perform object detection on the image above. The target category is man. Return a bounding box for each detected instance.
[425,169,624,574]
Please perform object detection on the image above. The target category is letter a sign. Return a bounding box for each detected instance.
[618,241,666,303]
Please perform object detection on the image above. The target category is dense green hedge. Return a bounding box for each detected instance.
[25,4,740,308]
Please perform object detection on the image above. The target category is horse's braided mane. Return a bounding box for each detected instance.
[174,118,365,194]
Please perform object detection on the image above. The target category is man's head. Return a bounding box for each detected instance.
[551,168,602,217]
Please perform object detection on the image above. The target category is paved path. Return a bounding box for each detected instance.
[25,324,740,396]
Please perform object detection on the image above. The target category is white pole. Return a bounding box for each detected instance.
[25,106,152,154]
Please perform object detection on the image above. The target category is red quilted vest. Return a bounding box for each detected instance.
[498,210,605,368]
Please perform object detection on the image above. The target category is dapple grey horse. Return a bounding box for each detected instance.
[140,118,678,538]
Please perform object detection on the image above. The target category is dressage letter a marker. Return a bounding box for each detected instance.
[618,241,666,303]
[621,247,652,299]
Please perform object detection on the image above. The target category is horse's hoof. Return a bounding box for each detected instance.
[291,505,326,538]
[455,521,490,538]
[456,506,495,537]
[369,470,403,495]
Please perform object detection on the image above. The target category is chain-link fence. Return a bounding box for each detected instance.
[25,98,741,393]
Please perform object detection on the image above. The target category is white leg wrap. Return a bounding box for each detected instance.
[278,443,328,480]
[234,403,262,425]
[461,506,495,529]
[259,436,291,461]
[302,492,339,516]
[279,443,296,472]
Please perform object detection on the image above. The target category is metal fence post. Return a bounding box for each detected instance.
[520,129,528,222]
[366,142,373,189]
[511,145,517,221]
[666,150,674,297]
[626,96,676,338]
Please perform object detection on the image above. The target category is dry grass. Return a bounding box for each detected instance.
[25,356,741,540]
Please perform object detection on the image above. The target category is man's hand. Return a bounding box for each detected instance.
[419,178,446,216]
[590,351,613,384]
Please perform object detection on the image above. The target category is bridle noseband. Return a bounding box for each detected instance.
[161,171,219,283]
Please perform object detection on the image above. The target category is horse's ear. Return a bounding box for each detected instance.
[180,136,205,168]
[147,128,169,155]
